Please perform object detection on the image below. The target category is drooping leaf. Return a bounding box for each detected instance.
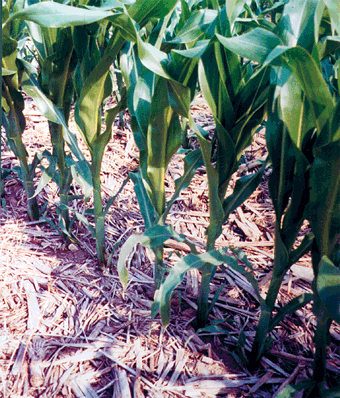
[4,1,119,28]
[152,249,238,326]
[118,225,179,289]
[216,28,282,64]
[169,9,217,44]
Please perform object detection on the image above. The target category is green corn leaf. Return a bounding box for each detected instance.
[279,72,315,149]
[216,28,282,64]
[137,35,199,87]
[197,324,231,336]
[235,66,270,120]
[269,293,314,332]
[167,80,191,117]
[75,31,125,150]
[165,114,183,166]
[179,0,190,30]
[188,116,224,243]
[4,1,119,28]
[169,9,217,44]
[320,0,340,38]
[25,19,58,61]
[128,0,178,28]
[319,96,340,146]
[307,140,340,256]
[152,249,237,326]
[19,59,86,162]
[282,47,334,136]
[198,45,236,130]
[223,161,267,223]
[274,0,319,52]
[317,256,340,325]
[107,12,137,42]
[146,77,174,215]
[130,171,156,229]
[133,68,154,137]
[226,0,247,27]
[120,43,148,155]
[319,35,340,59]
[118,224,178,289]
[280,148,310,246]
[172,40,210,59]
[266,92,296,220]
[88,0,127,10]
[90,87,127,175]
[136,37,171,80]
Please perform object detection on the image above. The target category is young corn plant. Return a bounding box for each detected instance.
[119,6,201,289]
[23,9,78,238]
[118,1,269,328]
[72,0,181,267]
[4,0,108,237]
[2,0,40,220]
[8,0,178,266]
[161,1,270,328]
[215,1,340,393]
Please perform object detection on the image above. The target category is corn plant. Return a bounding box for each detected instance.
[119,5,202,289]
[6,0,191,266]
[2,0,40,220]
[155,1,270,328]
[3,0,98,237]
[118,1,269,327]
[215,0,340,393]
[22,2,78,238]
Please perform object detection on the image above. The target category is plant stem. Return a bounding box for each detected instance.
[249,234,290,369]
[49,121,71,234]
[196,233,216,328]
[3,79,39,220]
[92,170,106,268]
[153,245,164,290]
[306,308,332,397]
[24,176,40,221]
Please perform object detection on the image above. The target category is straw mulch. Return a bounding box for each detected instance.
[1,94,339,398]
